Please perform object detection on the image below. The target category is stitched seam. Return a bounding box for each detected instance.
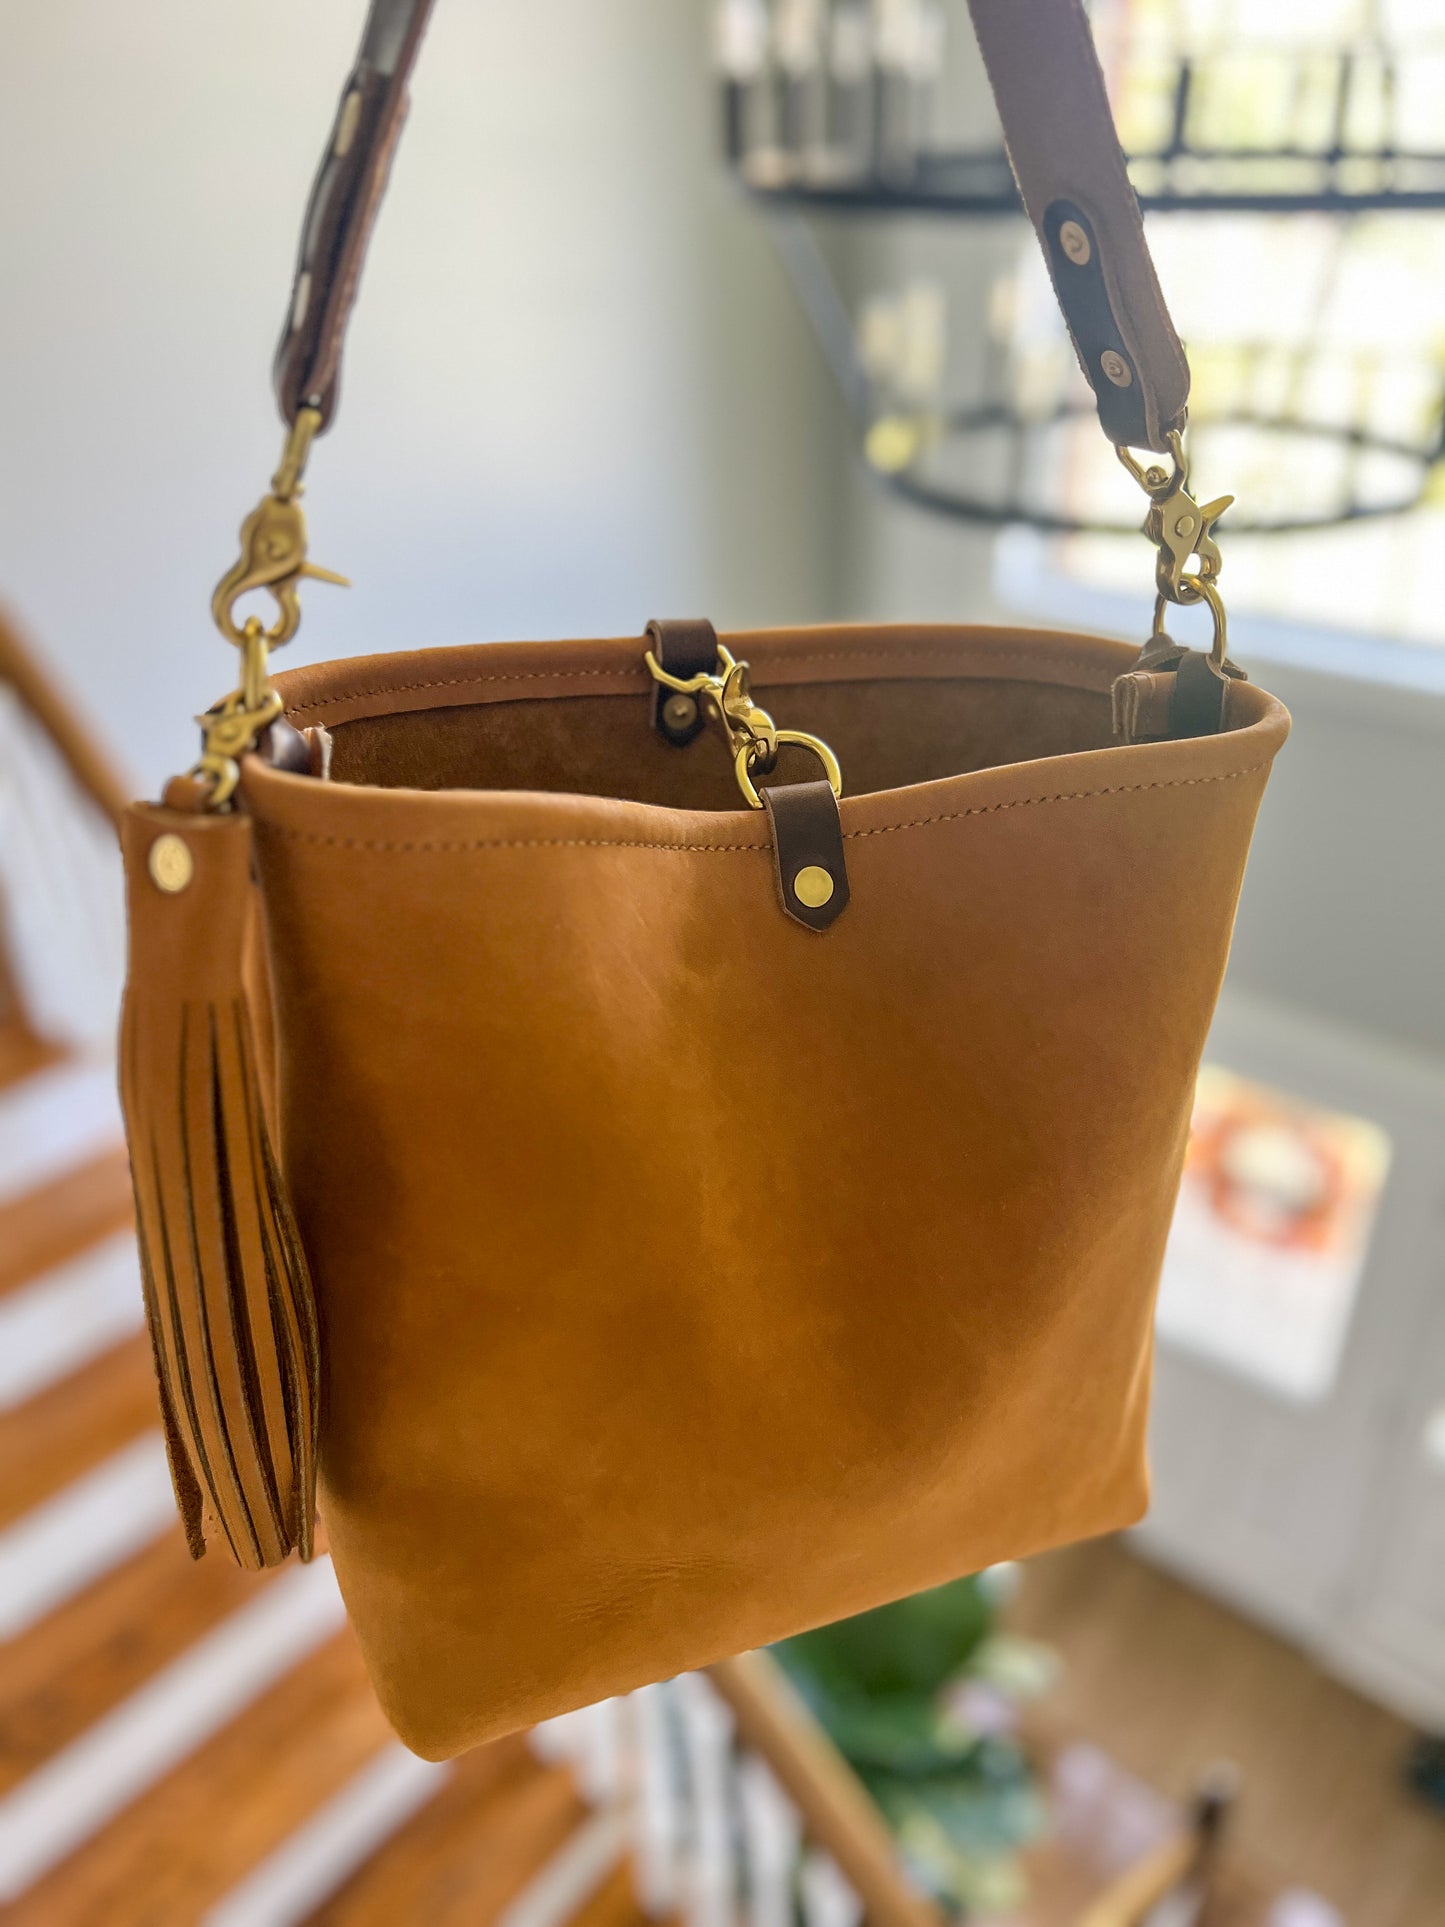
[252,762,1269,855]
[286,666,647,716]
[256,827,767,854]
[842,762,1269,838]
[281,643,1126,717]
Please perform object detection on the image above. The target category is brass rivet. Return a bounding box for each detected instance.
[148,833,194,895]
[1059,219,1092,266]
[1174,511,1196,537]
[662,693,699,733]
[1100,349,1133,388]
[793,865,834,909]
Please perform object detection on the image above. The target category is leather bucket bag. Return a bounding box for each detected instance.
[118,0,1289,1760]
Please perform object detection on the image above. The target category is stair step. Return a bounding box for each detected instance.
[6,1629,391,1926]
[0,1331,154,1528]
[307,1740,585,1926]
[204,1744,450,1927]
[0,1057,123,1210]
[0,1028,63,1096]
[0,1145,133,1301]
[0,1525,272,1795]
[0,1228,143,1409]
[568,1861,660,1927]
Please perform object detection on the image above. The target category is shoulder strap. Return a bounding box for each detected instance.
[965,0,1188,449]
[273,0,436,427]
[273,0,1188,453]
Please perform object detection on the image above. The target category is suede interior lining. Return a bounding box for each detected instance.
[325,677,1121,810]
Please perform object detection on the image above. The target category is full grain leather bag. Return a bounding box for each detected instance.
[118,0,1288,1759]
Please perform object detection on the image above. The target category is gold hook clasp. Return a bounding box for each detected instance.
[187,620,285,809]
[1116,428,1233,605]
[643,641,842,809]
[210,408,348,650]
[714,653,779,773]
[189,409,347,810]
[1148,576,1239,674]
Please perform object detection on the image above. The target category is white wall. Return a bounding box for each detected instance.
[0,0,843,794]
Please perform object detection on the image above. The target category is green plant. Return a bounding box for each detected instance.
[775,1572,1054,1915]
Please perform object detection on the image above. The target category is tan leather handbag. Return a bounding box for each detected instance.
[119,0,1288,1759]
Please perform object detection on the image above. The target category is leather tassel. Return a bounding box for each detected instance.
[118,794,318,1569]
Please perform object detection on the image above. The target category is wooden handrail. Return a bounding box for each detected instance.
[706,1651,945,1927]
[0,607,130,1052]
[0,608,130,830]
[1080,1763,1237,1927]
[1078,1833,1198,1927]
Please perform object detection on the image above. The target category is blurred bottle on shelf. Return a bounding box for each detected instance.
[775,0,828,162]
[824,2,874,179]
[716,0,771,168]
[871,0,946,183]
[714,0,947,189]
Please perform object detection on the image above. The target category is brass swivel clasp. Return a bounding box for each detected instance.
[189,620,285,809]
[211,408,348,651]
[644,642,842,810]
[713,651,778,772]
[191,409,349,810]
[1115,422,1245,707]
[1116,428,1233,606]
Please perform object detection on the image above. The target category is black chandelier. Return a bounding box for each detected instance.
[717,0,1445,534]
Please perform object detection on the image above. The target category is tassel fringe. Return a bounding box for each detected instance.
[119,801,318,1569]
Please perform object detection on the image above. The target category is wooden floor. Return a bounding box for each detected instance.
[1008,1538,1445,1927]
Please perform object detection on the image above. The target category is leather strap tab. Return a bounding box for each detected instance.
[1167,651,1231,737]
[273,0,435,428]
[966,0,1189,451]
[1040,203,1149,447]
[258,717,314,776]
[646,618,719,746]
[1112,654,1233,742]
[763,779,850,933]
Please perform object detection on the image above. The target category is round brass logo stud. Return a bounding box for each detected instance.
[148,833,194,895]
[1100,349,1133,388]
[1059,219,1091,266]
[662,692,699,733]
[793,864,835,909]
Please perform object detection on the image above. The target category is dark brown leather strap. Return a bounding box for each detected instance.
[274,0,1186,452]
[966,0,1188,449]
[1112,652,1236,742]
[646,618,719,746]
[273,0,436,428]
[1166,650,1231,737]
